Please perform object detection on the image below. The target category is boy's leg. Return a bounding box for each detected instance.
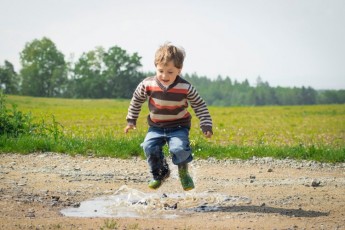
[167,127,194,191]
[141,127,170,189]
[167,127,192,165]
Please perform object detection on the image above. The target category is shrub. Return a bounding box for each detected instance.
[0,90,63,140]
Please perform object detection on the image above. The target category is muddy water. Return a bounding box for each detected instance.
[61,185,251,218]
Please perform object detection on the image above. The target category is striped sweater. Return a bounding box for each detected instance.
[126,76,213,133]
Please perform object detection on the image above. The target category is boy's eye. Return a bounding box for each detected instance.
[168,72,173,74]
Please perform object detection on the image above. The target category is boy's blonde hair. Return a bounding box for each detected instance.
[154,42,185,69]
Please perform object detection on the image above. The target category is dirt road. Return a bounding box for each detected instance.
[0,153,344,229]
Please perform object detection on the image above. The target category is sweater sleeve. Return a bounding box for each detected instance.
[126,81,147,125]
[187,85,213,133]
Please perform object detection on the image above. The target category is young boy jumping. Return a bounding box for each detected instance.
[124,42,213,191]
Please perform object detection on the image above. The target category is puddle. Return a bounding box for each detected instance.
[61,185,251,218]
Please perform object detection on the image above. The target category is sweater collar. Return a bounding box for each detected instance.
[155,75,180,92]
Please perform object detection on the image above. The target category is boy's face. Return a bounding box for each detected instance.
[156,61,181,86]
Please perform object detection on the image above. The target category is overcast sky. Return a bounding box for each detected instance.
[1,0,344,89]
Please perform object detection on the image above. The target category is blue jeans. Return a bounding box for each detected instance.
[141,126,193,173]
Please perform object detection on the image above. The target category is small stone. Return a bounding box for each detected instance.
[311,179,321,187]
[74,166,81,171]
[73,202,80,208]
[25,209,35,218]
[51,195,60,201]
[163,203,178,210]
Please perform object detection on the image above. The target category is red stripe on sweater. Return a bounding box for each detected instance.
[167,88,188,94]
[149,98,186,110]
[146,85,163,92]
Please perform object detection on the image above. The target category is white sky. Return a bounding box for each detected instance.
[1,0,345,89]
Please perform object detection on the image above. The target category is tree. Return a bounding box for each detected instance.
[103,46,143,98]
[299,86,317,105]
[71,45,144,98]
[20,37,67,97]
[254,80,279,105]
[317,89,345,104]
[71,47,106,98]
[0,60,20,94]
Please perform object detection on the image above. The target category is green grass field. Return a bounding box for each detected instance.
[1,95,344,162]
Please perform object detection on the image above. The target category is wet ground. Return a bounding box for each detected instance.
[1,153,345,229]
[61,185,252,219]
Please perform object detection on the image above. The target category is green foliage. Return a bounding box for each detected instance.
[69,45,144,99]
[191,142,345,162]
[0,91,63,140]
[100,219,119,230]
[317,89,345,104]
[20,37,67,97]
[0,91,34,137]
[103,46,143,98]
[0,60,20,94]
[184,74,340,106]
[69,47,105,98]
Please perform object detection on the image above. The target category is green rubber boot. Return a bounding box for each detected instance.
[148,159,170,190]
[148,179,162,189]
[178,163,195,191]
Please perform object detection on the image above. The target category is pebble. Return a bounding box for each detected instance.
[25,209,35,218]
[311,179,321,187]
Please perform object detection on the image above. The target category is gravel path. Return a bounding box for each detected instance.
[0,153,344,229]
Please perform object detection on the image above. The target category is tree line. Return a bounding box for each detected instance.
[183,74,345,106]
[1,37,344,106]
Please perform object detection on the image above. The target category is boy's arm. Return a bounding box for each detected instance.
[187,85,213,136]
[125,81,147,130]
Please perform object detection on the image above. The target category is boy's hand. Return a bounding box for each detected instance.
[204,131,212,138]
[124,124,136,133]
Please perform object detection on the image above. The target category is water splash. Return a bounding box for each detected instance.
[61,185,251,218]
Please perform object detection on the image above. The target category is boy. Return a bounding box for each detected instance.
[124,43,213,191]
